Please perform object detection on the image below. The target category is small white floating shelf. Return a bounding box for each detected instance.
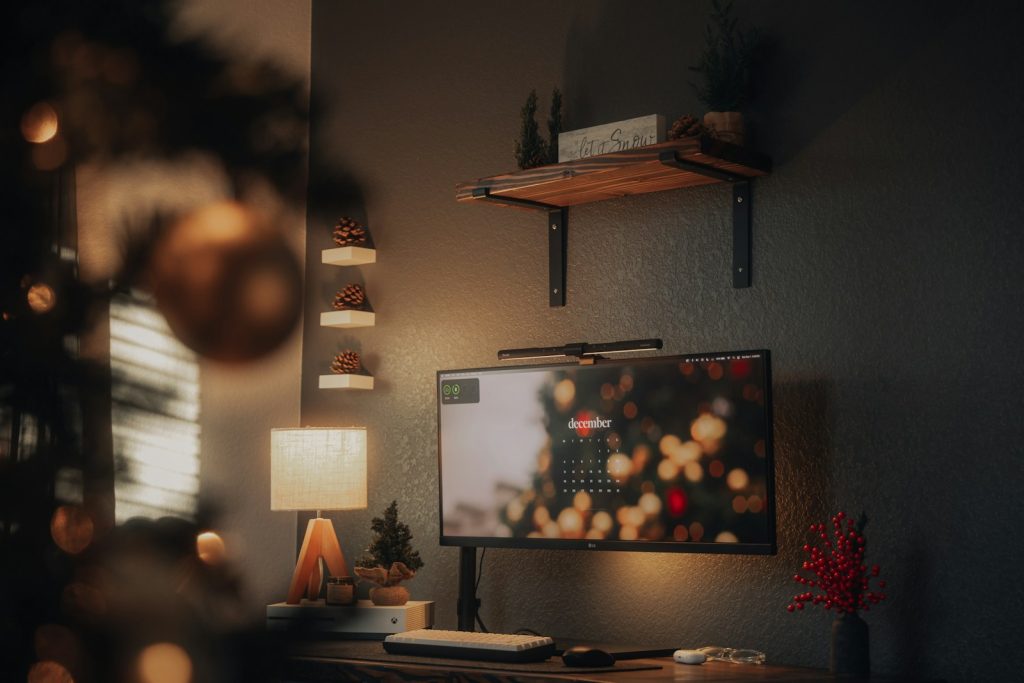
[320,310,375,328]
[322,246,376,266]
[319,374,374,390]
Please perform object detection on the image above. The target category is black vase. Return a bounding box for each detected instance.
[830,612,869,676]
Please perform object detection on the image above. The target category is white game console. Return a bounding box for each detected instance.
[266,599,434,638]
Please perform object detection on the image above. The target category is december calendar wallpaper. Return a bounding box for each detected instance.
[439,354,771,546]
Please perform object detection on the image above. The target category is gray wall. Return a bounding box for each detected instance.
[301,2,1024,680]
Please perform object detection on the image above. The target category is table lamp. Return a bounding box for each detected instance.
[271,427,367,604]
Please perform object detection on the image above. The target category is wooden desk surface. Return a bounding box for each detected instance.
[284,639,868,682]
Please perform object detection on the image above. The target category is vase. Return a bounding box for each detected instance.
[830,612,869,676]
[702,111,745,145]
[369,585,409,606]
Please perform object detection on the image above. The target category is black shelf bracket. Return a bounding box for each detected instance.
[471,188,567,306]
[658,150,754,288]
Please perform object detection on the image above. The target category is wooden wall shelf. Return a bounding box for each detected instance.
[320,310,375,328]
[322,246,376,266]
[455,136,771,306]
[318,374,374,390]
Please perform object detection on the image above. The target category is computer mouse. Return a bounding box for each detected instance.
[561,646,616,667]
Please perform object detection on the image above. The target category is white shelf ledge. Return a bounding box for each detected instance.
[318,374,374,390]
[322,246,376,266]
[320,310,375,328]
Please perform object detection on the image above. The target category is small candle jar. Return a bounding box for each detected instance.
[325,576,355,605]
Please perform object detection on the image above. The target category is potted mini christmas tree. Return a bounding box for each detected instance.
[689,0,761,145]
[355,501,424,606]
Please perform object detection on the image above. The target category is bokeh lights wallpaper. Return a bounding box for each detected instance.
[439,352,773,550]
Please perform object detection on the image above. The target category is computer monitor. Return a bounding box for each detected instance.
[437,349,775,555]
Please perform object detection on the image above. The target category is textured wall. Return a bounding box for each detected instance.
[301,2,1024,680]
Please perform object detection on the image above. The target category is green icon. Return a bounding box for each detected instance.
[452,384,461,395]
[443,384,452,395]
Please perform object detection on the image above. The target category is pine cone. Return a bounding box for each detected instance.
[333,283,366,310]
[333,217,368,246]
[331,350,361,374]
[667,115,705,140]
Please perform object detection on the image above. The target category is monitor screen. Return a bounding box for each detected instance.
[437,350,775,554]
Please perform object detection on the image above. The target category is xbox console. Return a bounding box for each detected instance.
[266,600,434,638]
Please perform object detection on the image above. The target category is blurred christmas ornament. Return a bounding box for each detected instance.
[667,114,705,140]
[332,283,366,310]
[332,217,368,246]
[147,201,302,362]
[331,350,361,374]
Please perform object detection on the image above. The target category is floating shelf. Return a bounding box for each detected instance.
[322,246,376,266]
[320,310,375,328]
[455,136,771,305]
[318,374,374,390]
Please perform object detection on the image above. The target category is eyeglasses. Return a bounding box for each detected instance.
[696,646,766,665]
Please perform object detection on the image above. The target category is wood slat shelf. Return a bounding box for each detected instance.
[456,137,769,208]
[455,136,772,306]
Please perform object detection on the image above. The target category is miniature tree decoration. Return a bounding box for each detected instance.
[355,501,424,605]
[357,500,424,573]
[689,0,760,113]
[514,90,548,170]
[547,88,563,164]
[787,511,887,614]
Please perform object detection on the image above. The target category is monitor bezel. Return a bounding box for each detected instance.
[436,349,776,555]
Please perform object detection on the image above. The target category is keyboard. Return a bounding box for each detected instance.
[383,629,556,663]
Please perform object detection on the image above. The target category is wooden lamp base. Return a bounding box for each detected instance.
[287,517,350,604]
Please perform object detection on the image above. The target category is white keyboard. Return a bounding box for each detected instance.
[383,629,556,663]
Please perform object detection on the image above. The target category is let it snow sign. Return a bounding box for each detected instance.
[557,114,665,162]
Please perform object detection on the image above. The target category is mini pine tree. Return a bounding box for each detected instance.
[357,500,424,572]
[546,88,563,164]
[689,0,760,112]
[514,90,548,169]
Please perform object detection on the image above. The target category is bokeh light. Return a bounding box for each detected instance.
[715,531,739,543]
[683,461,704,482]
[669,440,702,466]
[657,459,678,480]
[606,452,631,480]
[553,379,575,411]
[33,624,79,678]
[689,522,705,542]
[196,531,225,565]
[726,468,749,491]
[708,460,725,478]
[573,490,591,511]
[592,511,613,533]
[506,498,525,523]
[639,492,662,516]
[27,661,73,683]
[137,643,192,683]
[21,102,59,143]
[27,284,57,313]
[557,508,584,538]
[747,495,764,513]
[732,495,749,513]
[50,505,94,555]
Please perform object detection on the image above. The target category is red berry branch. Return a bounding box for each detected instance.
[787,511,886,615]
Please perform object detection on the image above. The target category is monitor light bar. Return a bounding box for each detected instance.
[497,338,663,361]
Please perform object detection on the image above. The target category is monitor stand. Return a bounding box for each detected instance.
[457,546,479,631]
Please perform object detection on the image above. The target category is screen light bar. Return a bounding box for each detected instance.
[497,338,663,361]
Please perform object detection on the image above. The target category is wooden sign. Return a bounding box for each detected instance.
[557,114,665,162]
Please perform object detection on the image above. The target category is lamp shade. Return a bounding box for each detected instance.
[271,427,367,511]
